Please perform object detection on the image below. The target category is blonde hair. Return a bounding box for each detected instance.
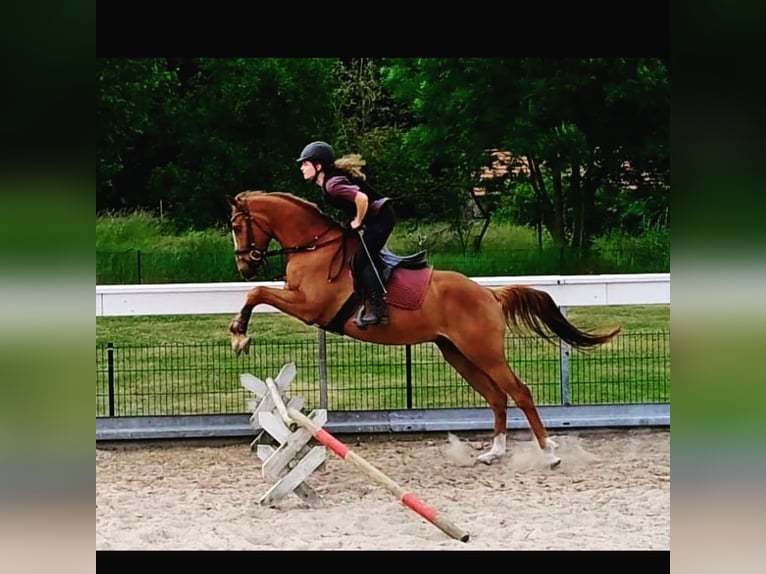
[334,153,367,180]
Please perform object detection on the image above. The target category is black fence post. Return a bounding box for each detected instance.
[405,345,413,409]
[107,342,115,416]
[318,329,328,409]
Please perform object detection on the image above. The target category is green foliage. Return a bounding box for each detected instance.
[97,58,340,231]
[381,57,669,247]
[97,210,669,285]
[97,57,669,254]
[96,210,240,284]
[390,218,545,255]
[492,181,541,227]
[96,209,169,251]
[147,58,341,231]
[591,219,670,271]
[97,58,179,195]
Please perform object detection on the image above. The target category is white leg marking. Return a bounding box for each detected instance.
[544,436,561,468]
[477,433,506,465]
[545,436,559,451]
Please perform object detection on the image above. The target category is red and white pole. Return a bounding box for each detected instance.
[262,374,469,542]
[295,408,469,542]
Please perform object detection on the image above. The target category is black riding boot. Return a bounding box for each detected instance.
[355,266,389,328]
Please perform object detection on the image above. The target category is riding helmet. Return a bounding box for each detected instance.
[296,141,335,165]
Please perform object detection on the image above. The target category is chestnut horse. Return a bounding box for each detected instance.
[227,190,621,466]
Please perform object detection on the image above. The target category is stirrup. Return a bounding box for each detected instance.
[353,306,388,329]
[353,306,368,329]
[362,312,388,326]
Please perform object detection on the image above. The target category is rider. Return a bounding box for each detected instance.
[297,140,395,327]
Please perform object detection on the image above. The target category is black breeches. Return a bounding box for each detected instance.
[353,203,396,273]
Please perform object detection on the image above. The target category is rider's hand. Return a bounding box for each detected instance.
[350,218,363,230]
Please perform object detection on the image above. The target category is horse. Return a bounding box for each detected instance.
[226,190,621,467]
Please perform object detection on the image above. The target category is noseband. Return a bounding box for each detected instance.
[231,209,270,264]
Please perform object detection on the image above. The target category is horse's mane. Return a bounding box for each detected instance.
[235,190,339,229]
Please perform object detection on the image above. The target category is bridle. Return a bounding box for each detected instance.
[230,205,341,268]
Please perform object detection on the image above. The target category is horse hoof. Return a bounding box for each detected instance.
[549,458,561,470]
[477,453,499,465]
[231,334,251,356]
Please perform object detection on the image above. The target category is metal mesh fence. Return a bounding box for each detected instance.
[97,330,669,418]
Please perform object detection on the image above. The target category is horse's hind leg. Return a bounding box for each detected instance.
[445,335,561,469]
[494,366,561,469]
[435,338,509,465]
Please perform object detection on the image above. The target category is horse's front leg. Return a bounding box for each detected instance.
[229,304,255,356]
[229,285,309,356]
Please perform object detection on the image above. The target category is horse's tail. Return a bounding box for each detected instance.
[492,285,621,348]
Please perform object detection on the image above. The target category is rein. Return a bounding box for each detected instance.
[231,208,347,280]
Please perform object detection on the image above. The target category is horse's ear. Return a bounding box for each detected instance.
[226,195,237,207]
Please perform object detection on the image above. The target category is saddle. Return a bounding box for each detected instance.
[378,245,429,278]
[324,246,432,335]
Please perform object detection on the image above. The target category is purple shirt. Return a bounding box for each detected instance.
[325,175,388,215]
[325,175,359,203]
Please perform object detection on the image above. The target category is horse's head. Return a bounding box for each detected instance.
[227,190,345,280]
[227,192,272,280]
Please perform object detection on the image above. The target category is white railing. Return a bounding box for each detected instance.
[96,273,670,317]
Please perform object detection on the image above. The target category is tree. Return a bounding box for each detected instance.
[382,58,669,248]
[97,58,178,211]
[97,58,339,229]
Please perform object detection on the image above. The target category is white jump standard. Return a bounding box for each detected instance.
[241,364,326,508]
[241,363,470,542]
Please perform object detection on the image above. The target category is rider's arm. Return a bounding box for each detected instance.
[351,192,368,230]
[326,176,368,229]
